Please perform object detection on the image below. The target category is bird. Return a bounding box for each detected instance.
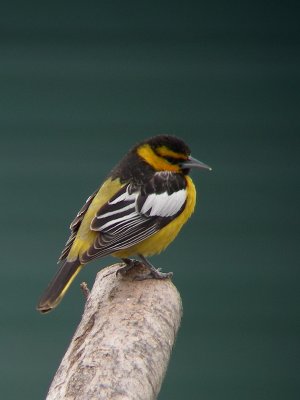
[37,135,211,313]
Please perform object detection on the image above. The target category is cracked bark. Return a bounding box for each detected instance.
[46,262,182,400]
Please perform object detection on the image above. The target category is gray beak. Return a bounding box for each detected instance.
[181,156,212,171]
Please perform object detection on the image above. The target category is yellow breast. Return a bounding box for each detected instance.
[114,176,196,258]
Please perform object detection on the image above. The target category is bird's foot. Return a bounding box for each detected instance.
[116,258,141,276]
[116,256,173,280]
[133,268,173,281]
[136,254,173,280]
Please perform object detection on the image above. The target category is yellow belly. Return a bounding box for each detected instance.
[114,176,197,258]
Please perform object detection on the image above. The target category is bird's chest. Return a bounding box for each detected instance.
[115,176,197,257]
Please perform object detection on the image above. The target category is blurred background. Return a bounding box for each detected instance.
[1,1,299,399]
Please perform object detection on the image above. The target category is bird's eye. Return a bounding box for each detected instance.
[163,156,178,164]
[163,155,186,165]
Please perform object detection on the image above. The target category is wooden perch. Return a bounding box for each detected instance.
[46,262,182,400]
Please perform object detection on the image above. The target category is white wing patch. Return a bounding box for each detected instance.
[83,180,187,262]
[98,211,137,230]
[140,189,186,217]
[90,184,187,234]
[108,190,136,205]
[94,188,138,230]
[97,203,136,219]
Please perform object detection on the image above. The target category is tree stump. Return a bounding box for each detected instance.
[46,262,182,400]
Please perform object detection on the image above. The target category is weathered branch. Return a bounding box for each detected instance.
[46,262,182,400]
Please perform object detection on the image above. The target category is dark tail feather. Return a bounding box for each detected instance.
[37,259,83,313]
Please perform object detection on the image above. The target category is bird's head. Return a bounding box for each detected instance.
[136,135,212,174]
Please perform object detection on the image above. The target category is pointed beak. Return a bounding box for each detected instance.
[181,156,212,171]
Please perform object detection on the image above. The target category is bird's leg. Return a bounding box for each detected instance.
[116,256,173,280]
[116,258,141,276]
[137,254,173,280]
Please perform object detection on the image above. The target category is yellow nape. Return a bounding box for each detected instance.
[114,176,196,258]
[137,144,181,172]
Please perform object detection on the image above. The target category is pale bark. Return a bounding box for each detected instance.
[46,262,182,400]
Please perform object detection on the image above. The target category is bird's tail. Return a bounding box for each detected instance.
[36,259,83,313]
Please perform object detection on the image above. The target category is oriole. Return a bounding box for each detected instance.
[37,135,211,313]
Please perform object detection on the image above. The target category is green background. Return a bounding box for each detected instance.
[1,1,299,399]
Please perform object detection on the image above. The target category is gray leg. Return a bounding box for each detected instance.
[137,254,173,280]
[116,258,140,276]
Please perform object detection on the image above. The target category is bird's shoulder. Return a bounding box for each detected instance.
[91,171,187,230]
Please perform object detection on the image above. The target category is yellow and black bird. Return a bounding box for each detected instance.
[37,135,211,313]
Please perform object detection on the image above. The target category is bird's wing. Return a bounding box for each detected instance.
[80,171,187,263]
[58,189,98,262]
